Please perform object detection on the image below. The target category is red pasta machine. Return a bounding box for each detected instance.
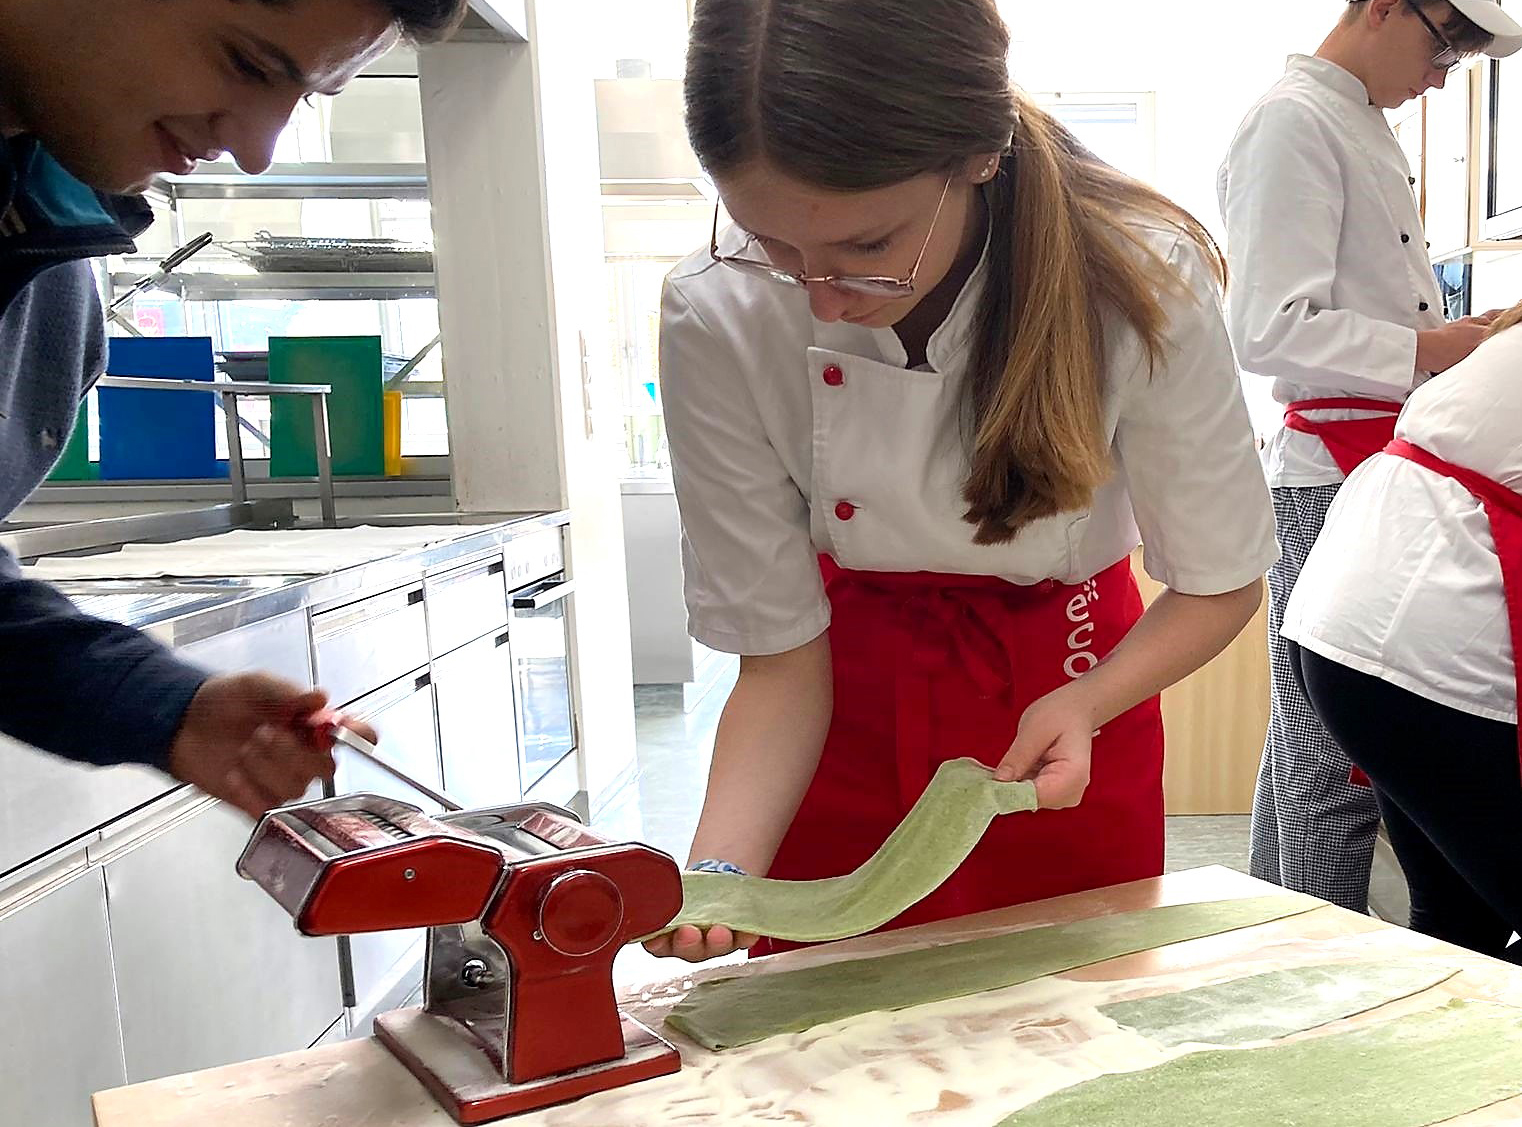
[238,793,684,1122]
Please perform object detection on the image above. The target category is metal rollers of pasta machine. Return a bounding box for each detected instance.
[237,794,683,1122]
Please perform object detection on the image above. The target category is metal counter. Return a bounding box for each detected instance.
[2,508,570,887]
[0,508,575,1127]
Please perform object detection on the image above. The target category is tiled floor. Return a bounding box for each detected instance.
[1165,814,1251,875]
[589,673,735,863]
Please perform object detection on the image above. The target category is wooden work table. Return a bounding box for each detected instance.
[93,866,1522,1126]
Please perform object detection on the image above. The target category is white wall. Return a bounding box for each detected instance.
[1006,1,1337,240]
[620,487,698,684]
[1006,1,1343,438]
[532,0,642,812]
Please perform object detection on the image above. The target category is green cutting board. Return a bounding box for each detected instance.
[45,397,98,481]
[268,336,384,478]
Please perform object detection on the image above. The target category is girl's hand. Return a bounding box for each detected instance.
[643,924,761,961]
[993,686,1095,809]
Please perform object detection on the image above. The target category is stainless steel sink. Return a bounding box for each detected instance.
[47,572,302,628]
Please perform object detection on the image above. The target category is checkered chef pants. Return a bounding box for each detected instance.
[1250,484,1380,913]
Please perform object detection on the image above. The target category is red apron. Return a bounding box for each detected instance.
[1282,397,1404,477]
[1283,396,1403,787]
[752,556,1165,956]
[1384,439,1522,776]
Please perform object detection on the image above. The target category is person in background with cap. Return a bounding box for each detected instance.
[1218,0,1522,914]
[0,0,466,817]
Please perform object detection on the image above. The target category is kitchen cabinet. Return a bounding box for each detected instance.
[0,868,125,1127]
[424,552,508,657]
[0,737,168,879]
[181,608,313,685]
[331,672,443,1023]
[312,582,429,707]
[433,629,522,807]
[0,515,578,1120]
[101,799,343,1083]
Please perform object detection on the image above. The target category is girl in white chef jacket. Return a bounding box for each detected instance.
[646,0,1279,963]
[1283,303,1522,962]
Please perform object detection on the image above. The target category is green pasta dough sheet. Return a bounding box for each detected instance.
[666,894,1318,1051]
[999,1000,1522,1126]
[655,758,1038,943]
[1098,962,1458,1047]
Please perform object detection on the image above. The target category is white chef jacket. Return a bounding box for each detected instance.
[659,217,1280,656]
[1283,325,1522,724]
[1218,55,1447,488]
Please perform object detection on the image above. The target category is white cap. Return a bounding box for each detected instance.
[1449,0,1522,57]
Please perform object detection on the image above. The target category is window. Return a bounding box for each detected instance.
[589,15,1163,477]
[104,58,446,469]
[1032,92,1157,183]
[585,0,692,79]
[593,27,713,476]
[603,199,715,473]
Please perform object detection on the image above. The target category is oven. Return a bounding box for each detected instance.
[504,538,577,799]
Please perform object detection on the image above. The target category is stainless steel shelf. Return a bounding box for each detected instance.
[110,271,436,302]
[92,376,339,526]
[153,163,429,200]
[27,471,450,505]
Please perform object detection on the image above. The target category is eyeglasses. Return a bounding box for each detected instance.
[709,176,954,298]
[1405,0,1465,71]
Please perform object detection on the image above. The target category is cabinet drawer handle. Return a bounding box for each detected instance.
[313,586,425,638]
[512,579,575,610]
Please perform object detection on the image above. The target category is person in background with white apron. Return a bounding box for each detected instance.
[1282,302,1522,962]
[1217,0,1521,913]
[645,0,1279,964]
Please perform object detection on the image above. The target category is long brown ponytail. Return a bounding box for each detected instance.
[685,0,1225,543]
